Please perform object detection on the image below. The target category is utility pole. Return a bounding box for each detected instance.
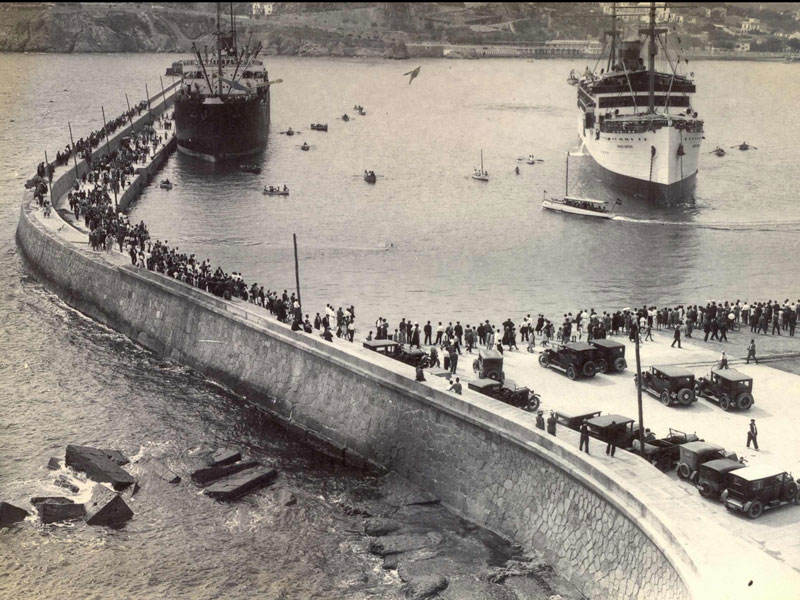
[293,233,302,315]
[101,106,111,155]
[635,322,646,457]
[145,83,152,124]
[68,122,79,180]
[125,93,134,127]
[159,76,167,112]
[44,150,54,207]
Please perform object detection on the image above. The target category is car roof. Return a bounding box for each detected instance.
[711,368,752,382]
[363,340,399,349]
[680,441,724,454]
[590,339,625,349]
[479,349,503,360]
[587,414,634,428]
[728,465,787,482]
[564,342,595,352]
[653,365,693,378]
[468,378,501,390]
[701,459,745,473]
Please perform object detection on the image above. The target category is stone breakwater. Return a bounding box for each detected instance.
[21,86,786,599]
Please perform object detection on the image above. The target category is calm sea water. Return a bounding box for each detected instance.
[0,53,798,599]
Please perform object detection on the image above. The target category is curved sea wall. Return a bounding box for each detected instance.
[16,91,738,600]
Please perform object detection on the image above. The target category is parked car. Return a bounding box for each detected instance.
[635,365,696,406]
[631,428,701,472]
[472,349,505,381]
[538,342,597,380]
[363,340,429,368]
[585,413,639,449]
[555,410,602,431]
[589,339,627,373]
[468,378,540,412]
[676,441,733,481]
[721,466,800,519]
[695,368,754,411]
[696,458,747,499]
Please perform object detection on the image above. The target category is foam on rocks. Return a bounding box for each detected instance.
[205,466,278,501]
[191,460,259,486]
[65,444,135,490]
[209,448,241,467]
[54,473,80,494]
[85,485,134,526]
[0,502,29,527]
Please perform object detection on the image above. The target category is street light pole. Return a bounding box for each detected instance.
[635,321,646,457]
[293,233,302,316]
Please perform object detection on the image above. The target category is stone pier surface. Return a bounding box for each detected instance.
[15,81,800,599]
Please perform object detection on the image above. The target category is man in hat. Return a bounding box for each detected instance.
[606,421,618,457]
[579,421,590,454]
[671,325,681,348]
[535,411,545,430]
[747,419,759,450]
[746,339,758,364]
[719,351,729,369]
[410,322,421,348]
[546,411,557,436]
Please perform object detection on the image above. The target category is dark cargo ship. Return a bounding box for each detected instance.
[171,4,270,162]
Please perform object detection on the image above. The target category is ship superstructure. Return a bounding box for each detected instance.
[171,3,270,162]
[575,2,703,201]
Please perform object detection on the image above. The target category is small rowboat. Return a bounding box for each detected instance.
[542,196,615,219]
[341,114,350,122]
[358,109,366,116]
[310,123,328,131]
[263,188,289,196]
[159,179,173,190]
[240,164,261,174]
[364,172,377,184]
[300,143,309,151]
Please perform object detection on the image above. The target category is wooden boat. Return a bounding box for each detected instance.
[542,196,614,219]
[358,109,366,116]
[710,146,726,157]
[471,149,489,181]
[285,128,295,136]
[567,69,579,86]
[159,179,173,190]
[341,114,350,122]
[240,164,262,174]
[364,171,377,184]
[300,142,309,151]
[310,123,328,131]
[263,187,289,196]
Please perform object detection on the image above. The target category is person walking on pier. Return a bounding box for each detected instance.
[579,421,590,454]
[448,344,459,374]
[671,325,681,348]
[465,325,475,353]
[747,419,759,451]
[546,411,557,437]
[746,339,758,364]
[719,351,729,369]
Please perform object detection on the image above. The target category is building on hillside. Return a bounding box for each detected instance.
[735,41,751,52]
[741,18,760,34]
[251,2,274,17]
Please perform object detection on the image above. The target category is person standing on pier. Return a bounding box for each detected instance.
[579,421,590,454]
[606,421,618,457]
[747,419,759,451]
[465,325,475,353]
[424,321,432,345]
[546,412,557,437]
[435,322,444,345]
[454,322,463,346]
[746,339,758,364]
[535,411,545,430]
[448,344,459,374]
[411,323,421,348]
[671,325,681,348]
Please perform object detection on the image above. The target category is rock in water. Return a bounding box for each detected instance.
[100,449,130,466]
[54,474,80,494]
[150,460,181,484]
[0,502,29,527]
[401,574,448,600]
[85,485,133,526]
[275,488,297,506]
[191,461,259,486]
[30,496,74,506]
[47,457,61,470]
[65,444,135,490]
[209,448,241,467]
[37,501,85,524]
[364,517,402,537]
[368,534,438,557]
[205,467,278,501]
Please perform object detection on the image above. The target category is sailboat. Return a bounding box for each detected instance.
[542,152,618,219]
[471,150,489,181]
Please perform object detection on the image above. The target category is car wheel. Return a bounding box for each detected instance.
[783,481,798,503]
[583,361,596,377]
[472,359,479,373]
[660,390,672,406]
[596,359,608,374]
[566,365,577,380]
[795,488,800,506]
[737,393,754,410]
[614,357,627,372]
[526,395,541,412]
[677,463,691,480]
[538,354,549,368]
[677,388,694,405]
[747,500,763,519]
[698,481,713,498]
[487,371,500,381]
[719,394,731,411]
[656,454,672,472]
[694,383,703,397]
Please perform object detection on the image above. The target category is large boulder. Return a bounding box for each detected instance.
[205,467,278,501]
[368,533,439,557]
[85,485,133,527]
[0,502,29,527]
[54,474,80,494]
[208,448,241,467]
[191,461,258,486]
[65,444,135,490]
[37,501,85,524]
[30,496,74,506]
[149,460,180,484]
[364,517,402,537]
[100,449,129,466]
[47,457,61,470]
[401,574,448,599]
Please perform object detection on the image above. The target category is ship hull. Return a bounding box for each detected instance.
[175,93,270,162]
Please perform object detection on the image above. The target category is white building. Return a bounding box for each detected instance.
[741,18,760,34]
[735,41,751,52]
[251,2,274,17]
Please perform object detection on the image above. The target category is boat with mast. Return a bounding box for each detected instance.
[573,2,703,202]
[542,153,618,219]
[171,2,271,162]
[472,150,489,181]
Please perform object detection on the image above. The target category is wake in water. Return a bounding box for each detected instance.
[611,215,800,233]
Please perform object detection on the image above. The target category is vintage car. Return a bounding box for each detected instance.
[472,349,505,381]
[467,378,540,412]
[695,368,754,411]
[631,428,701,472]
[362,340,430,368]
[555,410,602,431]
[676,441,733,481]
[538,342,597,380]
[585,413,639,449]
[696,458,747,499]
[635,365,696,406]
[589,339,627,373]
[721,466,800,519]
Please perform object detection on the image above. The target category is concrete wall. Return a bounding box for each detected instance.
[16,99,695,600]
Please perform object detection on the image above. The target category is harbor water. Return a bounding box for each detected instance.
[1,53,798,599]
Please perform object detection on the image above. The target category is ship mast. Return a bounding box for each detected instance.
[606,3,617,74]
[216,2,223,97]
[648,1,656,113]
